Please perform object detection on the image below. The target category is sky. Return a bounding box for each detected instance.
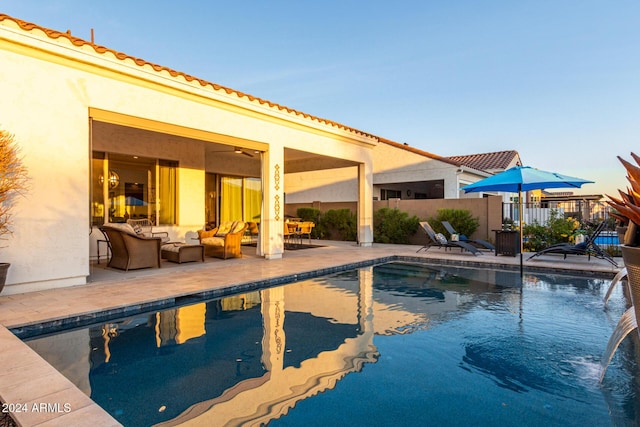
[2,1,638,196]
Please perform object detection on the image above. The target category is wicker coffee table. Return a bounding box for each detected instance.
[161,243,204,264]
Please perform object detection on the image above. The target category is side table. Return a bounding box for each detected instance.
[493,230,521,257]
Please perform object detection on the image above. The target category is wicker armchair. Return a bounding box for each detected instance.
[198,221,248,259]
[100,224,162,271]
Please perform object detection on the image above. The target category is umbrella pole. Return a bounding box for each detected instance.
[519,187,523,278]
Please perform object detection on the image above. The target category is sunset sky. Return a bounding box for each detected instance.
[3,1,638,196]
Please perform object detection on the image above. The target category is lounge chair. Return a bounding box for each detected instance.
[99,224,162,271]
[527,221,618,267]
[417,221,481,256]
[441,221,495,251]
[198,221,248,259]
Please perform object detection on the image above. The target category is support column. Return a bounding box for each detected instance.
[259,146,285,259]
[357,161,373,247]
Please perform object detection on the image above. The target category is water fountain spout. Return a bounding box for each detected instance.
[603,268,628,306]
[600,306,638,382]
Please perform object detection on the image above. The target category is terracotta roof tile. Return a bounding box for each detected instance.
[445,150,521,172]
[0,14,375,139]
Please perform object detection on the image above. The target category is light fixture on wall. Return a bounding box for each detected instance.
[99,170,120,189]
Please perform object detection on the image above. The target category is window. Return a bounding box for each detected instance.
[381,189,402,200]
[92,152,177,225]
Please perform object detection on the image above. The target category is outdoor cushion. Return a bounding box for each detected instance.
[231,221,246,233]
[161,243,188,253]
[435,233,448,245]
[107,222,137,236]
[200,236,224,247]
[216,222,234,236]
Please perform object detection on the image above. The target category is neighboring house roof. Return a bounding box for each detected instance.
[445,150,521,172]
[0,14,375,140]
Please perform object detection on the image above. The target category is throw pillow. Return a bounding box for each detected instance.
[435,233,448,244]
[216,222,233,236]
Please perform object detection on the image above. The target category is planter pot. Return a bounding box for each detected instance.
[622,245,640,323]
[0,262,9,294]
[617,226,628,245]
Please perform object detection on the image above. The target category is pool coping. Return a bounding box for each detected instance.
[11,254,618,339]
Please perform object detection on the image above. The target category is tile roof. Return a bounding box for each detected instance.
[445,150,521,172]
[0,14,375,140]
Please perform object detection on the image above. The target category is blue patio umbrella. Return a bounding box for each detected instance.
[461,166,594,276]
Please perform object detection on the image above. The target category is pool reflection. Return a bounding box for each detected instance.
[24,262,627,426]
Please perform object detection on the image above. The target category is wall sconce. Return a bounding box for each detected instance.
[99,170,120,189]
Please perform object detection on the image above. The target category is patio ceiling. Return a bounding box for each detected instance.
[205,143,360,174]
[93,121,359,175]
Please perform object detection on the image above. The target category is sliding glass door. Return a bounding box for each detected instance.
[219,176,262,224]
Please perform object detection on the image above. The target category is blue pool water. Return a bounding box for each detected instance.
[24,262,638,426]
[593,234,620,246]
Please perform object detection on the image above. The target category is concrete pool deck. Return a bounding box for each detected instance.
[0,241,624,426]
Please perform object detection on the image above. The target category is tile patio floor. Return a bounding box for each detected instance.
[0,241,624,426]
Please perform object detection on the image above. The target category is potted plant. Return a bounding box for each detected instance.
[607,152,640,317]
[0,129,29,292]
[607,153,640,246]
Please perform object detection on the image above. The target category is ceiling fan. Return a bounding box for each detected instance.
[234,147,254,157]
[209,147,258,157]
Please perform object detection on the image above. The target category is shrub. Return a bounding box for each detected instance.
[522,221,548,252]
[373,208,420,244]
[322,209,357,241]
[0,130,29,242]
[522,209,583,251]
[428,209,479,238]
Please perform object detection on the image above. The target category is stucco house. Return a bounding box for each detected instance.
[0,14,378,294]
[285,138,493,204]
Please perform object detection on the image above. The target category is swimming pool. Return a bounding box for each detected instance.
[24,262,638,426]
